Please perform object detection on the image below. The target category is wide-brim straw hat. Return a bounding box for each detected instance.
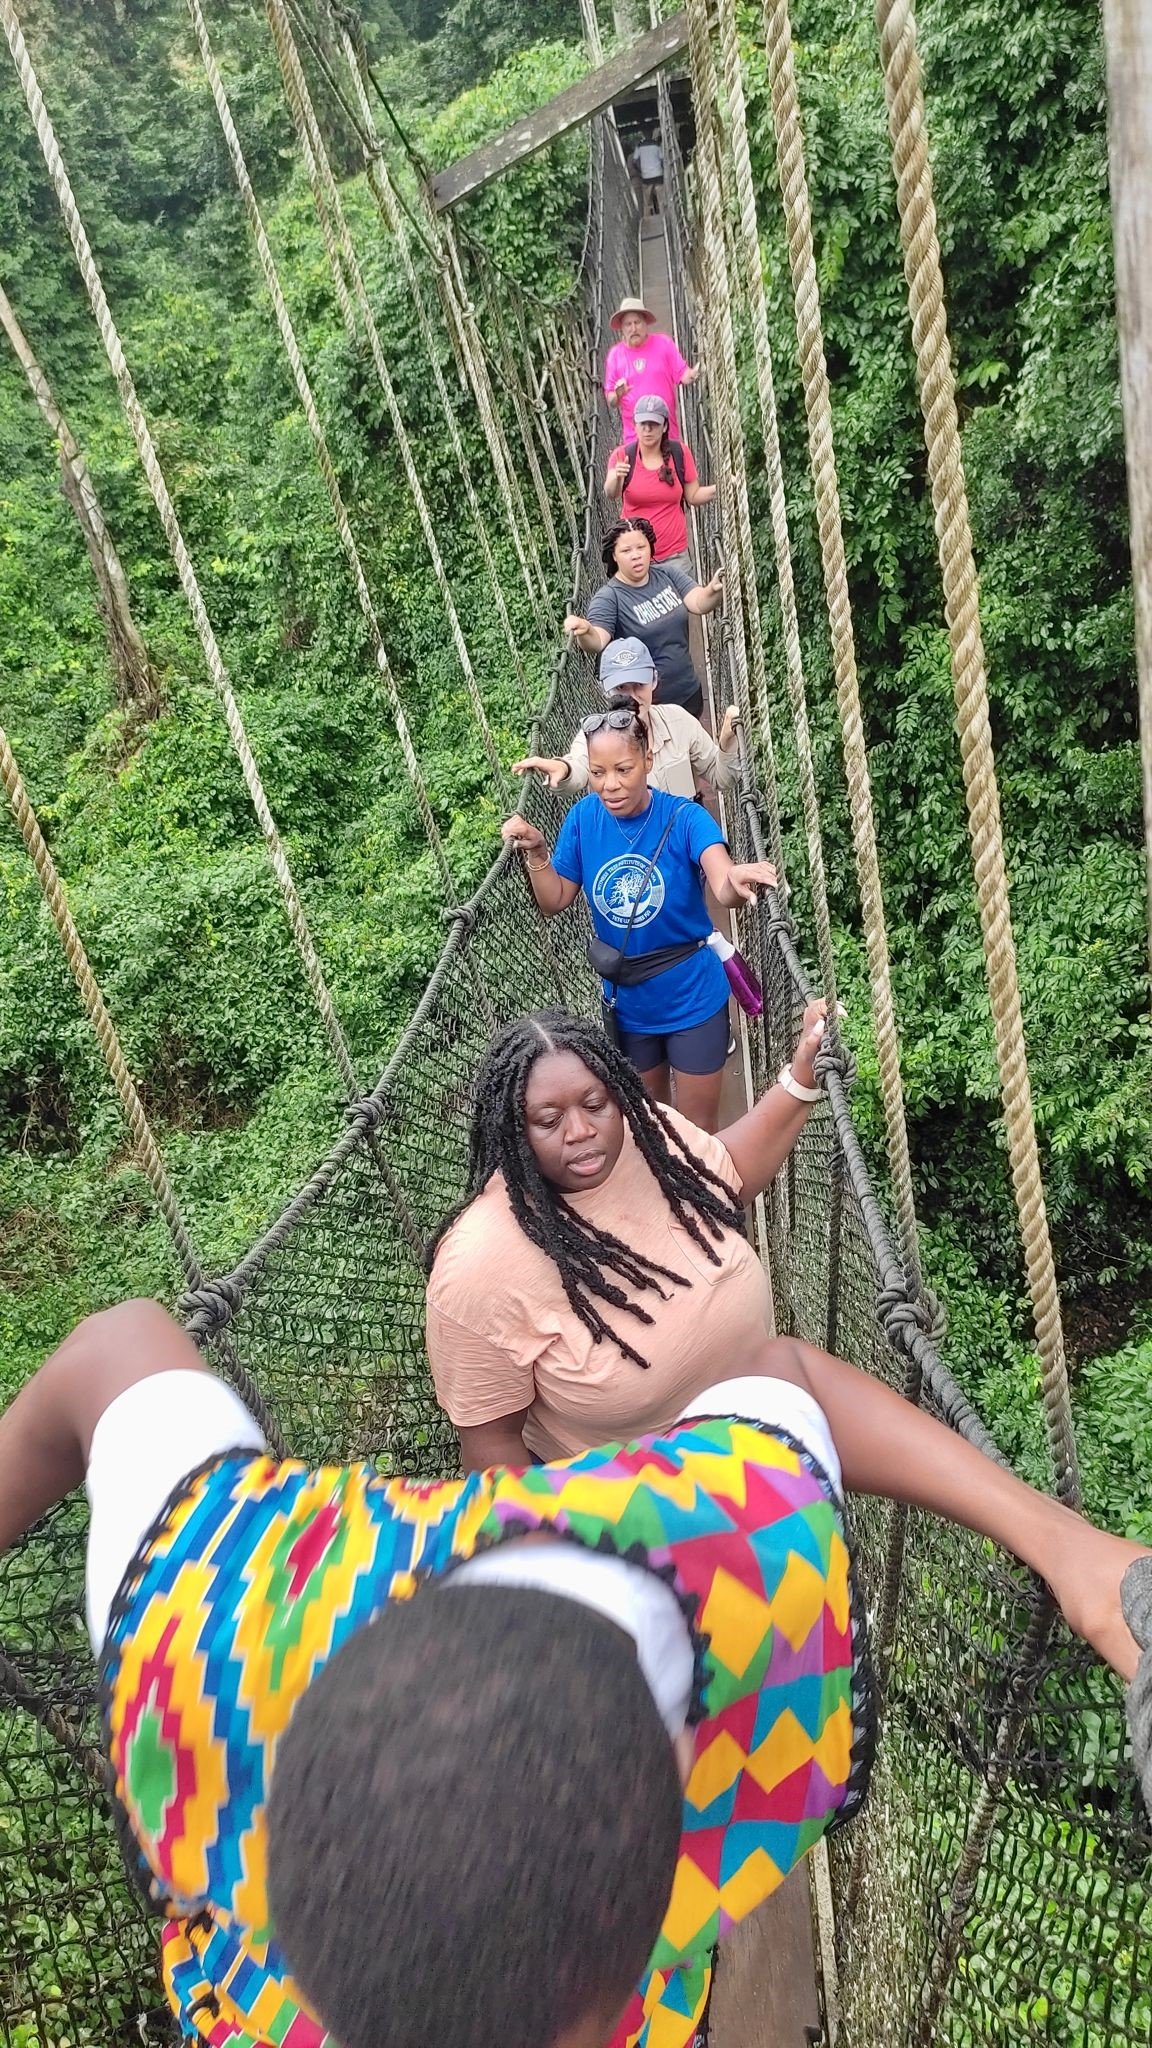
[610,297,656,331]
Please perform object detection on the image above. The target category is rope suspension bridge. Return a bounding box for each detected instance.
[1,1,1152,2044]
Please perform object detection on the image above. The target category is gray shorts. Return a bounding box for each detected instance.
[656,547,695,580]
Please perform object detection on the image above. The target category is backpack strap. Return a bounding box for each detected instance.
[623,439,687,500]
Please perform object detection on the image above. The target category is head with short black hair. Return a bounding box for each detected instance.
[428,1010,745,1368]
[267,1584,682,2048]
[602,516,656,578]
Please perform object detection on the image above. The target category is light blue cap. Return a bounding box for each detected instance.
[599,636,656,694]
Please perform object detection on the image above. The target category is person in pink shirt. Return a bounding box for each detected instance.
[604,393,716,573]
[603,298,699,443]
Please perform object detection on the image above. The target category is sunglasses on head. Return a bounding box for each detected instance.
[581,708,644,735]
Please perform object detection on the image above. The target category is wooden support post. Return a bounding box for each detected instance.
[427,12,688,211]
[1102,0,1152,997]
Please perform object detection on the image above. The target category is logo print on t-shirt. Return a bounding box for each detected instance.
[631,354,646,373]
[592,855,666,929]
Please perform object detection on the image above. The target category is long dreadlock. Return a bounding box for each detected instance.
[427,1010,746,1369]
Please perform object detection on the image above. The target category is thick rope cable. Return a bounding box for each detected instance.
[875,0,1079,1507]
[0,0,366,1103]
[183,0,457,908]
[713,0,839,1015]
[264,0,512,805]
[329,42,537,709]
[0,724,285,1450]
[764,0,929,1310]
[684,0,787,888]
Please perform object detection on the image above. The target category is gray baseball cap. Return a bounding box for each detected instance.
[633,392,670,425]
[599,636,657,694]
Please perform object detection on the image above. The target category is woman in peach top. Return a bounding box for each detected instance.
[425,1003,827,1471]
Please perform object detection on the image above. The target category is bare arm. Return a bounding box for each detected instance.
[457,1412,532,1476]
[510,753,574,791]
[0,1300,207,1553]
[564,612,612,657]
[718,1002,828,1200]
[500,815,581,917]
[683,480,717,508]
[685,707,740,791]
[698,842,777,911]
[684,571,724,617]
[604,456,629,503]
[748,1336,1148,1681]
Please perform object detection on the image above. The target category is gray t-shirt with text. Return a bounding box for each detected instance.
[586,565,700,706]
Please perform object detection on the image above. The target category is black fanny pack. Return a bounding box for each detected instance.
[586,807,690,1004]
[587,935,705,986]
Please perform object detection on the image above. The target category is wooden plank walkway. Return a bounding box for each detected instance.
[635,204,826,2048]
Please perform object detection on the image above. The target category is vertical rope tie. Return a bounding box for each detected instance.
[334,43,537,710]
[0,0,362,1102]
[684,0,788,888]
[714,0,838,1015]
[0,724,287,1450]
[477,262,567,572]
[437,216,558,628]
[264,0,512,806]
[183,0,457,911]
[1,726,202,1292]
[875,0,1079,1507]
[764,0,927,1310]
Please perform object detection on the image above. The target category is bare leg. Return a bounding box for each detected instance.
[669,1064,725,1133]
[636,1061,672,1106]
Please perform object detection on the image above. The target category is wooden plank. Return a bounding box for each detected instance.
[428,13,689,211]
[708,1872,822,2048]
[1102,0,1152,992]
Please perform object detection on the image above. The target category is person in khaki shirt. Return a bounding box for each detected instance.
[512,637,739,801]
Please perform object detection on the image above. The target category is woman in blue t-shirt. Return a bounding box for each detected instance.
[501,702,776,1130]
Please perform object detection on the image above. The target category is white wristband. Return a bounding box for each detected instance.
[777,1062,822,1103]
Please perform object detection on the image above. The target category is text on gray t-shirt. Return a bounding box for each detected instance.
[586,565,701,706]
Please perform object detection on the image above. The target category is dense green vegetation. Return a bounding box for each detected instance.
[0,0,1148,1538]
[739,0,1151,1517]
[0,4,585,1380]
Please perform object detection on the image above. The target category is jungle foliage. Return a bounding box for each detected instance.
[737,0,1151,1522]
[0,0,1148,1538]
[0,1,585,1378]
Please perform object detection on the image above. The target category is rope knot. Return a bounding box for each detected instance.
[1122,1557,1152,1817]
[875,1274,947,1353]
[178,1276,245,1341]
[346,1090,391,1134]
[814,1035,854,1089]
[442,901,477,932]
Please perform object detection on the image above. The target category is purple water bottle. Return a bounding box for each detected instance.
[707,931,763,1019]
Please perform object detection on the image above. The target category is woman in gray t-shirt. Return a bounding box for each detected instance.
[566,518,723,715]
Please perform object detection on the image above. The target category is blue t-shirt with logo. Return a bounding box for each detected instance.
[553,788,730,1033]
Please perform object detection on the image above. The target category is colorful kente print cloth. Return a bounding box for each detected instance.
[101,1416,871,2048]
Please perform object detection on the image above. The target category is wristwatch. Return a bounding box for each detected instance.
[777,1063,822,1103]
